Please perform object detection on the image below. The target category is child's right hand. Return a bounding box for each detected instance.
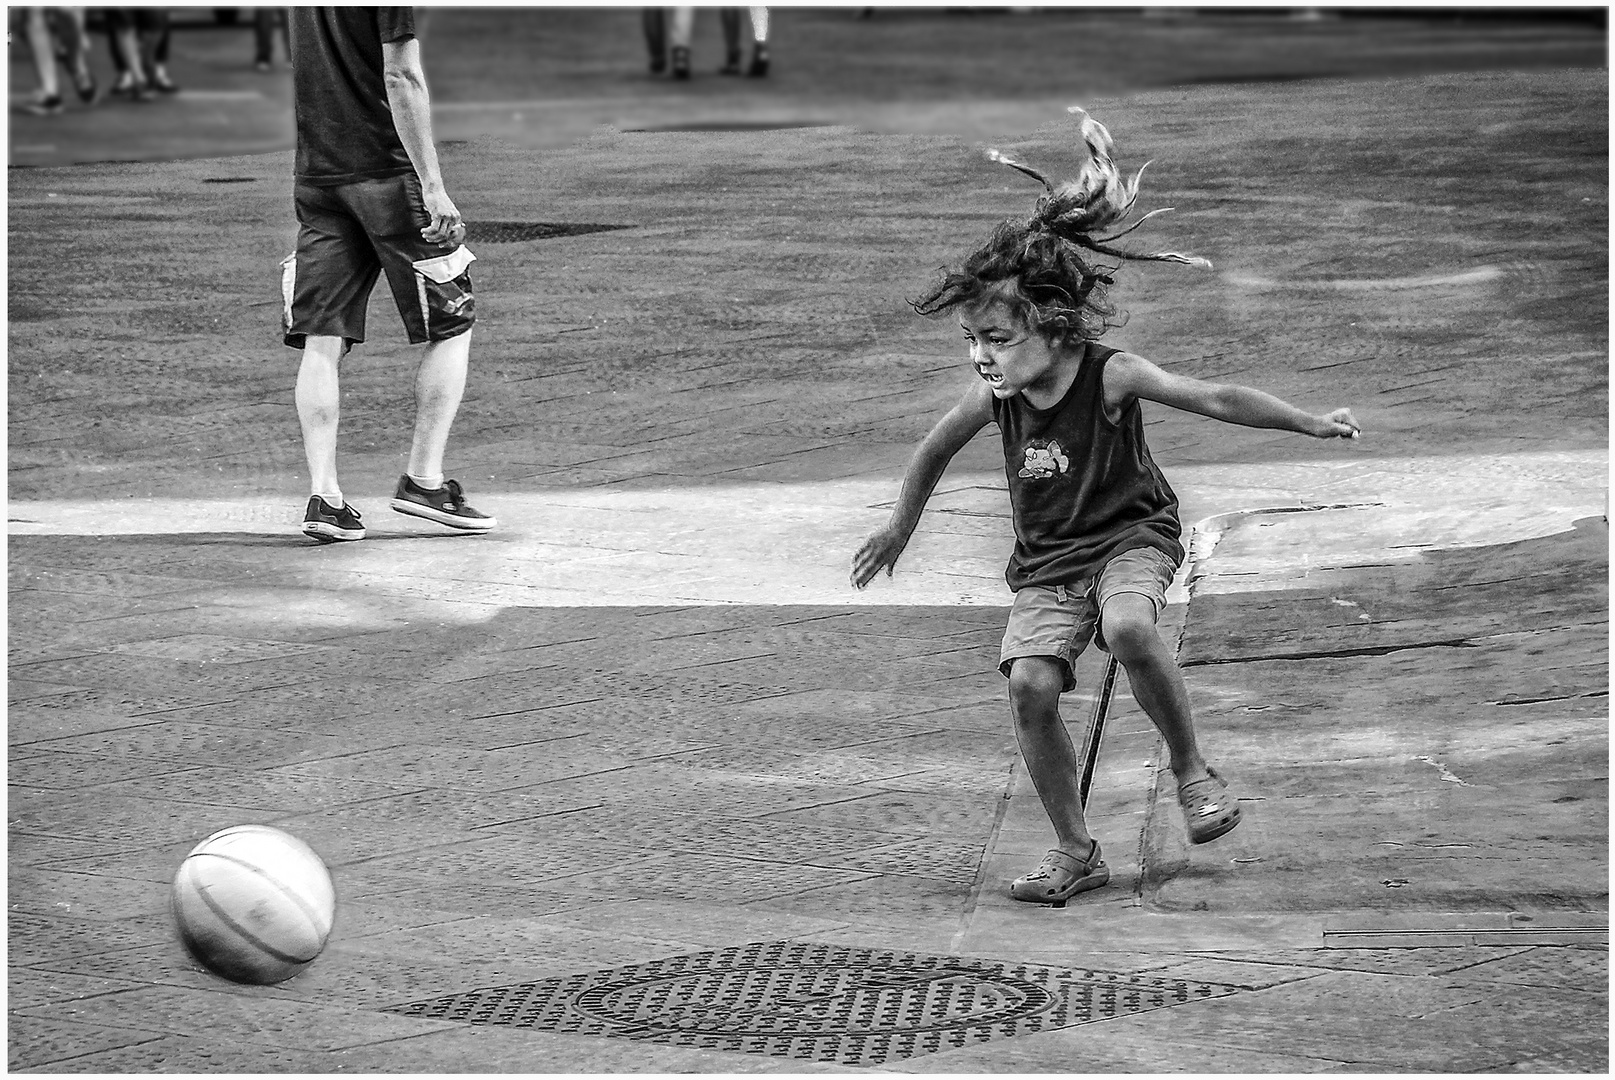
[852,528,908,590]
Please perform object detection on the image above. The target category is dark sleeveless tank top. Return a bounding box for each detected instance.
[992,341,1184,590]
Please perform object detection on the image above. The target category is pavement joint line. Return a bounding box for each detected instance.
[1179,638,1479,666]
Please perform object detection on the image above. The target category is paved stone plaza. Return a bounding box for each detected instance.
[8,8,1608,1073]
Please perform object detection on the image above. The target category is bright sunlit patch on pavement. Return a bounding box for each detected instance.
[1226,266,1505,291]
[8,451,1603,616]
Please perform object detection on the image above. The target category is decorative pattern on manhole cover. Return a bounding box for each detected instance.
[385,941,1241,1066]
[464,221,632,243]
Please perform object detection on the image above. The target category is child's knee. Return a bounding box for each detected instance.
[1007,656,1066,712]
[1100,597,1161,660]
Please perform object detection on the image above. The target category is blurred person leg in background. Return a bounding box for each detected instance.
[103,8,152,100]
[51,8,96,102]
[746,6,769,76]
[667,6,693,79]
[16,7,64,114]
[254,6,288,72]
[719,8,742,75]
[15,7,95,113]
[106,8,174,96]
[718,8,767,77]
[140,7,176,92]
[641,7,666,74]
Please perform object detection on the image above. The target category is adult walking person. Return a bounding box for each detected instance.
[283,7,495,542]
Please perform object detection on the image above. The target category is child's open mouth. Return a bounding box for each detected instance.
[977,367,1003,387]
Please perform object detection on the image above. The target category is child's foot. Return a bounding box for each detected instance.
[1009,841,1108,903]
[719,50,742,75]
[670,45,691,80]
[1177,766,1241,844]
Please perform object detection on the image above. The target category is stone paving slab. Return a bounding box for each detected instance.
[1121,968,1606,1072]
[1149,517,1609,917]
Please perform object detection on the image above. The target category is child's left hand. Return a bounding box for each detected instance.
[1313,408,1361,439]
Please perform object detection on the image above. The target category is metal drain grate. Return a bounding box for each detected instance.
[463,221,632,244]
[385,941,1240,1066]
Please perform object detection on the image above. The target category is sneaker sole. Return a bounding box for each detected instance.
[390,499,496,531]
[302,522,365,542]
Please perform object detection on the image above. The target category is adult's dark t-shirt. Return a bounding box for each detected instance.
[290,7,416,185]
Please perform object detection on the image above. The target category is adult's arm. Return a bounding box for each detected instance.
[382,36,461,243]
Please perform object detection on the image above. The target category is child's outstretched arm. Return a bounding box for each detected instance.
[1104,352,1361,439]
[852,382,995,589]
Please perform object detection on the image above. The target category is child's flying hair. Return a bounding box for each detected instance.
[912,106,1212,346]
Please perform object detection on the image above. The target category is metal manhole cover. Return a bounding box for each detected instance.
[385,941,1241,1066]
[464,221,632,244]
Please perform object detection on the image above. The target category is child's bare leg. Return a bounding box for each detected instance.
[1007,656,1097,859]
[1100,593,1212,784]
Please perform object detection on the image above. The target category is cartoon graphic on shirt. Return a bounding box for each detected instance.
[1019,440,1070,480]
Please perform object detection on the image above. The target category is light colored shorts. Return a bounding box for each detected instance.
[999,545,1179,692]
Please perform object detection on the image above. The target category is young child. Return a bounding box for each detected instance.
[851,109,1360,904]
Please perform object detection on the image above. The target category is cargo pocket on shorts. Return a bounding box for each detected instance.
[410,246,477,337]
[279,252,297,338]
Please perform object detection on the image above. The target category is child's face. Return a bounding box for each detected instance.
[958,298,1064,401]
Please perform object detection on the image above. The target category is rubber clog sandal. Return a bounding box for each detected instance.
[1009,843,1109,903]
[1177,766,1242,844]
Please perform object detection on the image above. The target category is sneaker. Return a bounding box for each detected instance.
[71,64,97,104]
[390,475,496,532]
[747,44,770,77]
[151,65,179,93]
[302,496,365,543]
[671,45,691,80]
[20,94,64,116]
[719,51,742,76]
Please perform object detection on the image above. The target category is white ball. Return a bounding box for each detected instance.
[172,825,336,985]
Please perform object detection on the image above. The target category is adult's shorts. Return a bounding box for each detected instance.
[281,171,475,350]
